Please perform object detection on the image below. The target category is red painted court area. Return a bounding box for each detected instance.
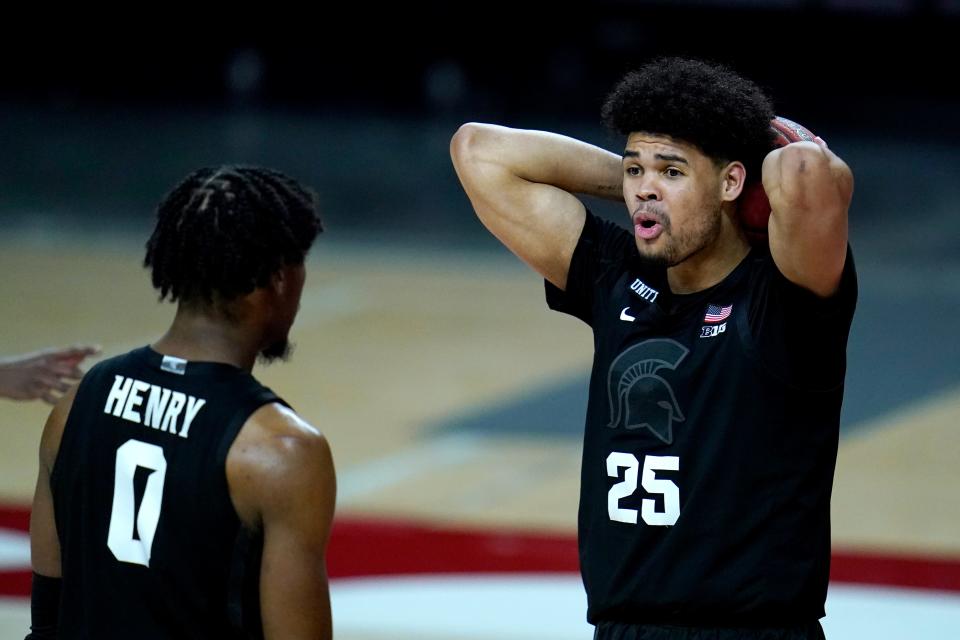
[3,505,959,597]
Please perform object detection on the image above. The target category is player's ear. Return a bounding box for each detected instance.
[720,161,746,203]
[269,267,287,296]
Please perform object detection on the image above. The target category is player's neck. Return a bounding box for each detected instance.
[152,307,261,372]
[666,219,750,294]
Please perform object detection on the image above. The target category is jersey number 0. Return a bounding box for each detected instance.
[107,439,167,567]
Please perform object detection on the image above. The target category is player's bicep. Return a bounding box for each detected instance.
[260,517,332,640]
[765,142,853,298]
[451,126,586,290]
[257,431,336,640]
[471,178,585,290]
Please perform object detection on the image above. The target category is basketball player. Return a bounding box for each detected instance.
[26,167,335,639]
[451,58,856,639]
[0,345,100,404]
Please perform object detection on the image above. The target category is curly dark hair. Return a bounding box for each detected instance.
[601,57,775,182]
[144,165,323,306]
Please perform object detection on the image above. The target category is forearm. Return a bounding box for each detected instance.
[0,346,96,403]
[452,123,622,201]
[0,361,20,398]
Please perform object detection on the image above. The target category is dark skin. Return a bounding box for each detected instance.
[29,263,336,640]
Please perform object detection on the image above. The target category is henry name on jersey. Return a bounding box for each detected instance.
[103,375,207,439]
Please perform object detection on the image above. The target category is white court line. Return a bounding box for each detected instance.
[329,574,960,640]
[331,574,591,640]
[0,529,29,571]
[3,578,958,640]
[822,584,960,638]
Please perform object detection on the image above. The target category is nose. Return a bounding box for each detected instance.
[631,174,660,202]
[637,180,660,202]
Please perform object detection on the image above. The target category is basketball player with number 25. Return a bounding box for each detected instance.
[451,58,856,640]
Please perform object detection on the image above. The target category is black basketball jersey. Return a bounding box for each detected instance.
[546,211,857,626]
[51,346,286,639]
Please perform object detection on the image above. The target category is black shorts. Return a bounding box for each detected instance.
[593,620,825,640]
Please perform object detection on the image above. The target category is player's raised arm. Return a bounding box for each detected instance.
[450,123,622,290]
[763,140,854,297]
[228,404,336,640]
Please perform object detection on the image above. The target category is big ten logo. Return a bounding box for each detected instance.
[699,322,726,339]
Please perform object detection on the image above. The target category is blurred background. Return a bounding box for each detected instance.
[1,2,958,638]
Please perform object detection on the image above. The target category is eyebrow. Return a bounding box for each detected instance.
[622,150,689,165]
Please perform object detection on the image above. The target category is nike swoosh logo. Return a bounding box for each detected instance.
[620,307,636,322]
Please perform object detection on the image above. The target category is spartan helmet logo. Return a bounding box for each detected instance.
[607,339,689,444]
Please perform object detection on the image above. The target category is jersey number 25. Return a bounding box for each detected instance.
[606,452,679,526]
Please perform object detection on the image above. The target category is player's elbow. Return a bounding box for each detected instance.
[450,123,512,221]
[779,144,854,212]
[450,122,487,169]
[779,142,830,181]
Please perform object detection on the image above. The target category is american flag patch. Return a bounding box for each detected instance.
[704,304,732,323]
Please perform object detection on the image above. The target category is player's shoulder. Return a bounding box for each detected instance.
[238,403,330,465]
[236,403,329,470]
[747,240,857,302]
[227,403,334,527]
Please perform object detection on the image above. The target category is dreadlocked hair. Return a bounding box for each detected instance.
[601,57,776,183]
[144,165,323,306]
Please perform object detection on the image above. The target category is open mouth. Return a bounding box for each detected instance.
[633,212,664,240]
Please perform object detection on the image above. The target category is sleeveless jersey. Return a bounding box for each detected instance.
[51,346,286,639]
[546,212,857,626]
